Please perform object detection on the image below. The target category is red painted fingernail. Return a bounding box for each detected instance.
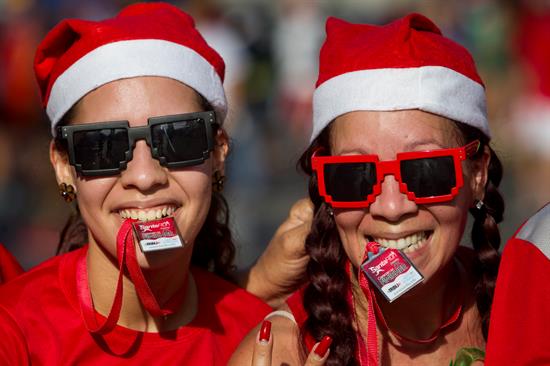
[259,320,271,342]
[314,335,332,358]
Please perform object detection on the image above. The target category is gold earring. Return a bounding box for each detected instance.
[59,183,76,203]
[212,171,225,192]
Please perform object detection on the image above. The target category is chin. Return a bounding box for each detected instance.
[137,245,190,270]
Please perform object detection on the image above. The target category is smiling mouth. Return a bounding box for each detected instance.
[118,206,177,221]
[368,231,432,253]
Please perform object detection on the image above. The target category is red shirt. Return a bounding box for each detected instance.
[0,246,271,365]
[0,244,23,284]
[485,203,550,365]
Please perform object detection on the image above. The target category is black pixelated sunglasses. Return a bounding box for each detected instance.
[57,111,217,177]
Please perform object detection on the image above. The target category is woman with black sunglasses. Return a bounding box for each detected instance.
[231,13,504,366]
[0,3,314,364]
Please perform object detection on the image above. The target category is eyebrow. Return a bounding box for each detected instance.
[334,139,448,155]
[403,139,448,150]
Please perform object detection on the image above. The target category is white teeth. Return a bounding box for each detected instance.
[372,231,428,251]
[118,206,177,221]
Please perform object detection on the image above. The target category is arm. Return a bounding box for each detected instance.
[486,235,550,364]
[236,199,313,308]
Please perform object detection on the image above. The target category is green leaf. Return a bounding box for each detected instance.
[450,347,485,366]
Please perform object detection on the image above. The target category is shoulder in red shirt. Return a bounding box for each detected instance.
[0,246,271,365]
[486,203,550,365]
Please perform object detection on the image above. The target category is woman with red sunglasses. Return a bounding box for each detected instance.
[231,13,504,366]
[0,3,314,364]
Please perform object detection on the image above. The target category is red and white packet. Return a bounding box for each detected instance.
[360,243,423,302]
[132,217,184,253]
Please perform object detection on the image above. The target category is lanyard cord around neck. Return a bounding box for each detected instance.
[348,247,466,365]
[372,255,465,345]
[347,260,379,366]
[76,219,187,335]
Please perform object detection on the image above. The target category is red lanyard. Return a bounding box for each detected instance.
[347,259,379,366]
[347,246,465,365]
[76,219,187,334]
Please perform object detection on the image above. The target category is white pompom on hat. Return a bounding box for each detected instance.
[311,13,490,141]
[34,2,227,135]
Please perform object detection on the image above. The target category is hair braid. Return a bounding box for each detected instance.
[469,147,504,339]
[299,130,359,366]
[456,122,504,340]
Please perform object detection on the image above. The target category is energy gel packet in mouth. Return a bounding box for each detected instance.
[132,217,184,253]
[361,242,423,302]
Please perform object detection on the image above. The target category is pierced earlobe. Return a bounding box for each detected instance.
[474,199,485,211]
[59,183,76,203]
[212,171,225,193]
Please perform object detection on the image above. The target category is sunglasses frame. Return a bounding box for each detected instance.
[312,140,480,208]
[57,111,217,177]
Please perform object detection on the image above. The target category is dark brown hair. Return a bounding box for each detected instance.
[53,97,235,280]
[297,121,504,365]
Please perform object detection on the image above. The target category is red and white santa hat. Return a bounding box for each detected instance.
[34,2,226,135]
[311,14,490,141]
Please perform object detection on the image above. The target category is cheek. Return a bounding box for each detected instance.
[172,169,213,242]
[334,210,367,267]
[74,178,119,251]
[432,203,469,251]
[75,178,115,216]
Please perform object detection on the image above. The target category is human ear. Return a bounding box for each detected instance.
[50,140,76,188]
[211,128,229,175]
[470,145,491,202]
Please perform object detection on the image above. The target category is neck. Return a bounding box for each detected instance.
[87,238,197,332]
[353,258,462,343]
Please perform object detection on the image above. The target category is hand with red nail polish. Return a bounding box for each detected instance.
[305,335,332,365]
[229,318,329,366]
[250,320,273,366]
[259,320,272,343]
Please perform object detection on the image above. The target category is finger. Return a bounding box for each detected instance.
[278,220,311,258]
[251,320,273,366]
[275,198,314,235]
[304,336,332,366]
[288,198,314,224]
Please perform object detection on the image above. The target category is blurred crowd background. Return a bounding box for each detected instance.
[1,0,549,270]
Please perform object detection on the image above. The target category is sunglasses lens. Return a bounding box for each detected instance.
[73,128,129,171]
[323,162,376,201]
[400,156,456,198]
[151,118,208,164]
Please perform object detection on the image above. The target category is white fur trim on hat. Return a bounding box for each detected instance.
[312,66,489,141]
[47,39,227,134]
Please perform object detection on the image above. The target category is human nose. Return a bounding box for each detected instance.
[368,175,417,221]
[119,140,168,191]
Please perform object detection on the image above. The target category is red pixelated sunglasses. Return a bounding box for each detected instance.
[312,140,480,208]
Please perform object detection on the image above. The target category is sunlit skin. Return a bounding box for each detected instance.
[329,110,489,364]
[330,110,482,281]
[50,76,228,331]
[229,110,490,365]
